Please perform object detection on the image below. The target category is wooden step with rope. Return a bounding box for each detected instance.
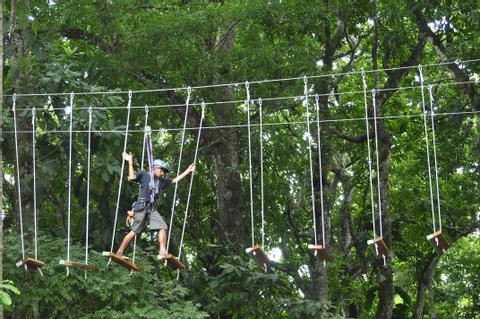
[427,231,449,254]
[16,257,45,270]
[367,237,389,261]
[102,252,141,272]
[59,260,95,271]
[159,253,186,271]
[308,244,332,261]
[245,244,270,271]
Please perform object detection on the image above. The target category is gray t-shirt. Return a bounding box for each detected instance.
[135,170,172,203]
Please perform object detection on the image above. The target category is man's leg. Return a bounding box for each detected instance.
[159,229,167,255]
[149,209,169,257]
[117,231,136,255]
[117,208,147,256]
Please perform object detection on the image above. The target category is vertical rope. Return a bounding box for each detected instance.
[66,93,74,276]
[314,95,326,247]
[304,77,318,246]
[418,65,437,233]
[258,98,265,248]
[371,89,383,238]
[147,128,155,203]
[146,128,154,200]
[85,106,92,278]
[109,91,132,255]
[178,102,205,260]
[12,94,26,261]
[428,85,443,232]
[140,106,149,174]
[166,87,191,255]
[246,82,255,248]
[32,107,38,260]
[362,70,377,238]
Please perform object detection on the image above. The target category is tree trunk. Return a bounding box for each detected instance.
[0,0,4,317]
[427,282,438,319]
[32,300,39,319]
[413,255,440,319]
[338,177,361,318]
[375,114,394,319]
[10,0,34,236]
[307,0,344,301]
[376,260,394,319]
[97,193,113,249]
[210,22,245,252]
[372,32,425,318]
[340,180,354,254]
[372,0,394,316]
[9,4,38,317]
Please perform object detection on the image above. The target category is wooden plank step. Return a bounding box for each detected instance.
[308,244,332,261]
[59,260,95,271]
[367,237,390,258]
[159,254,186,271]
[427,231,449,254]
[245,244,270,271]
[16,257,45,270]
[102,252,141,272]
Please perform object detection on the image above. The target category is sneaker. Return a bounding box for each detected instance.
[157,252,167,260]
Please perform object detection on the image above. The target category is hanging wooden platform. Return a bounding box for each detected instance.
[16,257,45,270]
[102,252,141,272]
[427,231,449,254]
[367,237,389,258]
[245,244,270,271]
[59,260,95,271]
[159,253,186,271]
[308,244,332,261]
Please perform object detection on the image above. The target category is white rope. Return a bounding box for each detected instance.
[371,89,384,238]
[246,82,255,248]
[108,91,133,257]
[85,106,93,278]
[314,94,326,247]
[177,102,205,261]
[166,87,192,256]
[362,70,377,238]
[7,78,479,117]
[66,93,74,276]
[6,108,480,136]
[428,85,443,232]
[12,94,26,261]
[6,58,480,98]
[418,66,437,233]
[304,77,318,246]
[140,107,149,172]
[258,98,265,248]
[32,107,39,260]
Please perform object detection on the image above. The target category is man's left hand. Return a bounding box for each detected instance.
[126,210,135,226]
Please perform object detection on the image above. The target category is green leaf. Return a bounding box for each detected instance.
[0,291,13,307]
[0,283,21,295]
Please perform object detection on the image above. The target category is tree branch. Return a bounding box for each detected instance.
[61,26,121,54]
[377,34,426,106]
[410,4,480,110]
[332,127,375,143]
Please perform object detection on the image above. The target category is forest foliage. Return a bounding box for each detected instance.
[1,0,479,318]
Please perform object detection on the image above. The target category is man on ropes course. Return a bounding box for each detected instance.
[116,151,195,259]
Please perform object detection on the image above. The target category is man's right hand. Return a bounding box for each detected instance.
[122,152,133,163]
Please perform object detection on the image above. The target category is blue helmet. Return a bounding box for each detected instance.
[153,159,169,172]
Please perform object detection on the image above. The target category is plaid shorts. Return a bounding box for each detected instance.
[130,205,168,234]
